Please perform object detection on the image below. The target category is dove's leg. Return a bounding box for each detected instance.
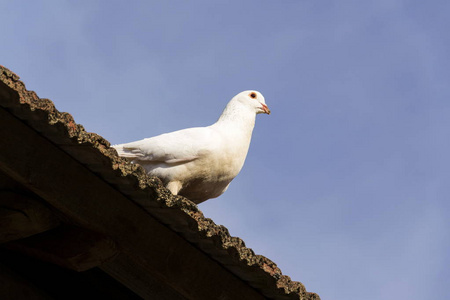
[166,181,182,195]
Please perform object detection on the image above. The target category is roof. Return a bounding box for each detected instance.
[0,65,320,300]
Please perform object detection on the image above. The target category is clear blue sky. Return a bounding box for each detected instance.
[1,1,449,299]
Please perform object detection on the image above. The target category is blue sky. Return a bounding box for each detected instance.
[1,1,449,299]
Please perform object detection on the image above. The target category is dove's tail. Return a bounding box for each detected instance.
[111,144,141,159]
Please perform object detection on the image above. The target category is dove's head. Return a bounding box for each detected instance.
[235,90,271,115]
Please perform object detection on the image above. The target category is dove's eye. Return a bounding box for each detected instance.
[249,92,257,99]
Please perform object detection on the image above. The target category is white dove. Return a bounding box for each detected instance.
[112,90,270,204]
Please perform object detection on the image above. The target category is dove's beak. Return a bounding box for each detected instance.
[261,104,271,115]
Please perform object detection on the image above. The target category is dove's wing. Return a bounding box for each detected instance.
[114,127,215,164]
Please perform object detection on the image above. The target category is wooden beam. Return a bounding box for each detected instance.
[5,225,118,272]
[0,95,264,298]
[0,248,142,299]
[101,253,186,300]
[0,191,60,243]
